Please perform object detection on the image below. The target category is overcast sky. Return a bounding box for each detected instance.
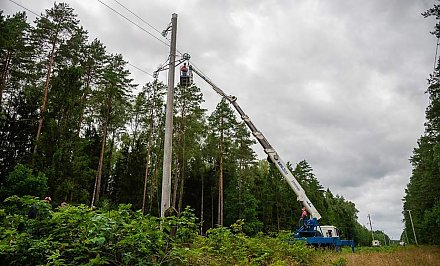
[2,0,437,240]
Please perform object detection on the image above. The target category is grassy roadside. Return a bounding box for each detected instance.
[315,245,440,266]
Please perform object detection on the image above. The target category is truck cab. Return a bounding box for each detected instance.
[319,225,340,238]
[372,240,381,247]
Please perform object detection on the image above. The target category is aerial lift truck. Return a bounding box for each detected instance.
[183,60,354,251]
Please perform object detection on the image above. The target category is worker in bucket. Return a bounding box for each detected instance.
[180,63,188,76]
[300,206,308,227]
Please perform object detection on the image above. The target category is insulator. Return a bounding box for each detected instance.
[183,53,191,60]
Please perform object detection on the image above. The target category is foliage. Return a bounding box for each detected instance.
[0,196,181,265]
[402,2,440,245]
[0,196,319,265]
[180,223,315,265]
[0,164,48,199]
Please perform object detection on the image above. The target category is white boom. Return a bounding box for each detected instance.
[190,66,321,220]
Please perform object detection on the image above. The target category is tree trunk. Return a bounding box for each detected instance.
[103,128,115,196]
[177,144,185,213]
[200,171,204,235]
[155,157,161,213]
[177,126,186,213]
[150,153,158,214]
[276,201,280,231]
[0,50,12,107]
[172,155,179,209]
[176,101,187,213]
[142,109,154,214]
[218,126,224,226]
[34,43,56,156]
[238,159,242,219]
[211,188,214,228]
[77,65,92,134]
[91,105,109,206]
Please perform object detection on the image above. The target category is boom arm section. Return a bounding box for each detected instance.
[190,66,321,220]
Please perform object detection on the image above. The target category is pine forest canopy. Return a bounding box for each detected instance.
[402,2,440,246]
[2,1,438,246]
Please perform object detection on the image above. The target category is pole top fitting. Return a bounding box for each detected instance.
[182,53,191,60]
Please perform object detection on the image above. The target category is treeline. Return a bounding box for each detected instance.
[403,3,440,245]
[1,3,373,245]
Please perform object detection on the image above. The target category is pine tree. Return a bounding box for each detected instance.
[292,160,326,223]
[0,12,30,107]
[206,99,239,226]
[402,4,440,244]
[77,39,107,134]
[31,3,80,156]
[223,121,261,233]
[90,54,133,206]
[0,11,35,183]
[172,83,206,213]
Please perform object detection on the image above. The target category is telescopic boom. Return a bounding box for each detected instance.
[190,65,321,220]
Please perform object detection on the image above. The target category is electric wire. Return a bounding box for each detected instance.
[8,0,40,17]
[7,0,180,80]
[107,0,183,56]
[96,0,170,48]
[127,62,155,78]
[111,0,168,40]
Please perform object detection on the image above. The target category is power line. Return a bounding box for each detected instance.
[107,0,183,56]
[96,0,170,48]
[127,62,155,78]
[8,0,40,17]
[111,0,166,39]
[96,1,186,75]
[7,0,157,80]
[7,0,172,80]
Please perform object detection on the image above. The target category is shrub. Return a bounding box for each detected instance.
[0,197,196,265]
[0,197,317,265]
[180,221,315,265]
[0,164,48,199]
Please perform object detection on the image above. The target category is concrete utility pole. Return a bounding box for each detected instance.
[368,214,375,242]
[161,13,177,218]
[407,210,418,245]
[381,230,387,245]
[404,228,409,244]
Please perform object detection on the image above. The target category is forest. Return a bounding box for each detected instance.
[1,2,439,263]
[402,3,440,246]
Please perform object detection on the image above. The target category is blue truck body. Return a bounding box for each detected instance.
[294,218,355,252]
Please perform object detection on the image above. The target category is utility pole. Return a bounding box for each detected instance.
[160,13,177,218]
[404,228,409,245]
[368,214,375,242]
[407,210,418,245]
[381,230,387,246]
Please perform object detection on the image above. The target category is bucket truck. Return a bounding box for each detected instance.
[186,62,355,251]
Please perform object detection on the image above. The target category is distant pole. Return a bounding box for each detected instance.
[404,228,409,244]
[407,210,418,245]
[161,13,177,218]
[368,214,375,242]
[382,230,387,245]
